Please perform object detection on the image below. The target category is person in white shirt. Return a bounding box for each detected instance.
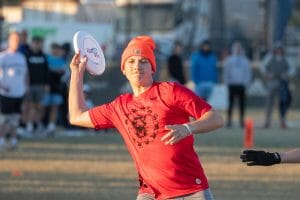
[0,31,29,150]
[223,42,252,128]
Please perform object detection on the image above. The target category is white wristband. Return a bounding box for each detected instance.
[183,123,193,135]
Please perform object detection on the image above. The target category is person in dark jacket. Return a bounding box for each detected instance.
[23,36,50,135]
[167,42,186,85]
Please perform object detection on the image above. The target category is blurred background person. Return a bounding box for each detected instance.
[43,43,67,136]
[223,41,252,128]
[17,29,31,134]
[58,42,72,129]
[0,32,28,150]
[167,41,186,85]
[83,84,94,109]
[23,36,50,136]
[58,42,72,128]
[190,40,218,101]
[260,44,292,129]
[17,29,30,55]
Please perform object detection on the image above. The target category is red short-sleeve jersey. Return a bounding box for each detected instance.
[89,82,212,199]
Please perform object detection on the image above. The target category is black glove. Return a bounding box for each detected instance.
[240,150,281,166]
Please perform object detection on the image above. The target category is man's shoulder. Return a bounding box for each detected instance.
[0,51,23,60]
[156,81,186,92]
[155,81,173,88]
[114,93,132,101]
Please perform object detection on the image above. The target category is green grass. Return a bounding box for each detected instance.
[0,109,300,200]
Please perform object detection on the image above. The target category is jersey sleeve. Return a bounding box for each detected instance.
[170,82,212,119]
[88,102,115,130]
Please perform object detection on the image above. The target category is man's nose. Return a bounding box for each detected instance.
[133,61,142,70]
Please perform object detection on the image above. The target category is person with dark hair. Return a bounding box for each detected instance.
[190,40,218,101]
[61,42,72,61]
[68,35,224,199]
[58,42,72,129]
[167,42,186,84]
[18,29,30,55]
[43,43,66,135]
[23,36,50,135]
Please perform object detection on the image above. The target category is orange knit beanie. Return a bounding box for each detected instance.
[121,35,156,72]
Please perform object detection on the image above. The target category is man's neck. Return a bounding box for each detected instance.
[132,81,154,97]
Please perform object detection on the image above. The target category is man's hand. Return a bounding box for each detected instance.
[240,150,281,166]
[161,124,192,145]
[70,53,87,74]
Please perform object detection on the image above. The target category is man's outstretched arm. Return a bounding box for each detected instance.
[68,53,94,128]
[240,148,300,166]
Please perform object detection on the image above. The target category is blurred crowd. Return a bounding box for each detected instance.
[166,39,295,130]
[0,30,75,150]
[0,29,296,151]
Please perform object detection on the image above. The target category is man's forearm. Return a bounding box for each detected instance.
[280,149,300,163]
[68,71,88,124]
[188,110,224,134]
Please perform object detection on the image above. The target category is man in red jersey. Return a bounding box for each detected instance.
[68,35,224,200]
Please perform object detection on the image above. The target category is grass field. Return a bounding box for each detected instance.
[0,109,300,200]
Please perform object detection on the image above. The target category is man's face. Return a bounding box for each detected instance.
[122,55,153,86]
[202,44,211,51]
[31,39,43,52]
[51,46,63,57]
[175,45,182,55]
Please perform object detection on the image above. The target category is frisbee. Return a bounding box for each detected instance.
[73,31,105,75]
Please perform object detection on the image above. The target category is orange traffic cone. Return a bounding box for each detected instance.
[11,170,23,177]
[244,118,254,148]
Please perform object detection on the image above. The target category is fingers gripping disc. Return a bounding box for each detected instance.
[73,31,105,75]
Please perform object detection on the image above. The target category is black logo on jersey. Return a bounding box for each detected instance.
[125,104,159,148]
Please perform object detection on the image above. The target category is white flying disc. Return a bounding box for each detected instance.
[73,31,105,75]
